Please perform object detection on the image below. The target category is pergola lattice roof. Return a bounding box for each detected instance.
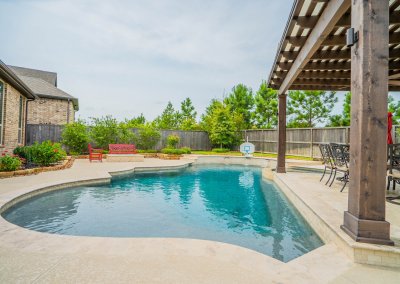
[267,0,400,92]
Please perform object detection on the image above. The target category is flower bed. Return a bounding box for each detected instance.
[0,157,74,179]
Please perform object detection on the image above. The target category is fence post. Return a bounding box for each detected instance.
[310,128,314,158]
[261,129,264,153]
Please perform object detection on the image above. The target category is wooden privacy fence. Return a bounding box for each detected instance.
[27,124,397,158]
[26,124,212,151]
[26,124,64,145]
[242,127,351,159]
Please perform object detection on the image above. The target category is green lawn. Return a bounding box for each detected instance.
[191,151,314,161]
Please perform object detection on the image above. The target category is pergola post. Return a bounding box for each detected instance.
[341,0,394,245]
[276,93,286,173]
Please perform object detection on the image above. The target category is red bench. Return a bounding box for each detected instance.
[108,144,137,154]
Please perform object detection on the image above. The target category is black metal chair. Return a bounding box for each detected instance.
[318,144,335,185]
[387,143,400,190]
[329,143,350,192]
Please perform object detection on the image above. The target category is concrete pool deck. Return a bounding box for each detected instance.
[0,157,399,283]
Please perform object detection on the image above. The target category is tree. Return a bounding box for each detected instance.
[200,99,224,132]
[287,90,338,128]
[253,81,278,128]
[179,98,198,130]
[89,115,136,148]
[327,92,351,127]
[328,93,399,126]
[224,84,254,130]
[124,114,146,128]
[153,101,180,129]
[209,104,238,148]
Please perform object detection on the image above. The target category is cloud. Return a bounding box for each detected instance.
[0,0,293,120]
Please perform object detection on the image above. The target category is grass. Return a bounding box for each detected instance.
[191,151,315,161]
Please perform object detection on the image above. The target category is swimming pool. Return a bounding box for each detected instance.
[2,165,323,262]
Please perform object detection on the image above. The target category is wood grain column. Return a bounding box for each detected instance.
[276,94,286,173]
[341,0,393,245]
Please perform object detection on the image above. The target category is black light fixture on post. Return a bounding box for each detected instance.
[346,28,359,47]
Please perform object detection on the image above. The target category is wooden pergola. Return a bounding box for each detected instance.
[267,0,397,245]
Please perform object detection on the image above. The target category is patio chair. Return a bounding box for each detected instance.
[88,144,103,162]
[318,144,335,185]
[387,143,400,190]
[329,143,350,192]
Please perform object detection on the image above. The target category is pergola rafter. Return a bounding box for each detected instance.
[268,0,400,93]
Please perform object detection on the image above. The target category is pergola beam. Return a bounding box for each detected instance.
[278,0,351,95]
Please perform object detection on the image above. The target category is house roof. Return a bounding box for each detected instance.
[8,65,79,110]
[0,60,36,99]
[8,65,57,86]
[267,0,400,92]
[18,76,79,111]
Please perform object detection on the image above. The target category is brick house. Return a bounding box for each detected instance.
[8,65,79,125]
[0,61,37,154]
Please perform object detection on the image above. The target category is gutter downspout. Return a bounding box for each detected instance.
[67,99,70,124]
[25,98,34,146]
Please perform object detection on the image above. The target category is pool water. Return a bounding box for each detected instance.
[2,165,323,262]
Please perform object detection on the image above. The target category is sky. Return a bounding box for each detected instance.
[1,0,353,122]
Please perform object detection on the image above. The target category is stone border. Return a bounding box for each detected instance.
[0,157,75,179]
[273,173,400,268]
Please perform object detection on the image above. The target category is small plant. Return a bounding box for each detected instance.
[161,148,185,155]
[212,148,230,153]
[180,147,191,154]
[167,134,180,149]
[0,154,22,172]
[61,120,90,155]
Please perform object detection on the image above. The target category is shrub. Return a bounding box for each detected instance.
[118,122,138,144]
[0,154,22,171]
[13,146,30,159]
[167,134,180,148]
[29,141,66,166]
[61,120,90,155]
[89,116,120,149]
[212,148,230,153]
[137,124,161,150]
[137,149,158,153]
[89,116,137,149]
[161,148,185,155]
[180,147,191,154]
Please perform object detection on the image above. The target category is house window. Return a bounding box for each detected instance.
[0,81,4,145]
[18,95,24,144]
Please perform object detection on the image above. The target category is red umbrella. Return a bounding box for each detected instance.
[388,112,393,144]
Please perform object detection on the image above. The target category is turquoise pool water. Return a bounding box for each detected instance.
[2,165,322,262]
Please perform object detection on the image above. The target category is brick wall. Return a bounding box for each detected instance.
[0,80,27,154]
[27,98,75,125]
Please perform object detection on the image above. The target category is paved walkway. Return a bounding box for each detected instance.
[0,158,399,283]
